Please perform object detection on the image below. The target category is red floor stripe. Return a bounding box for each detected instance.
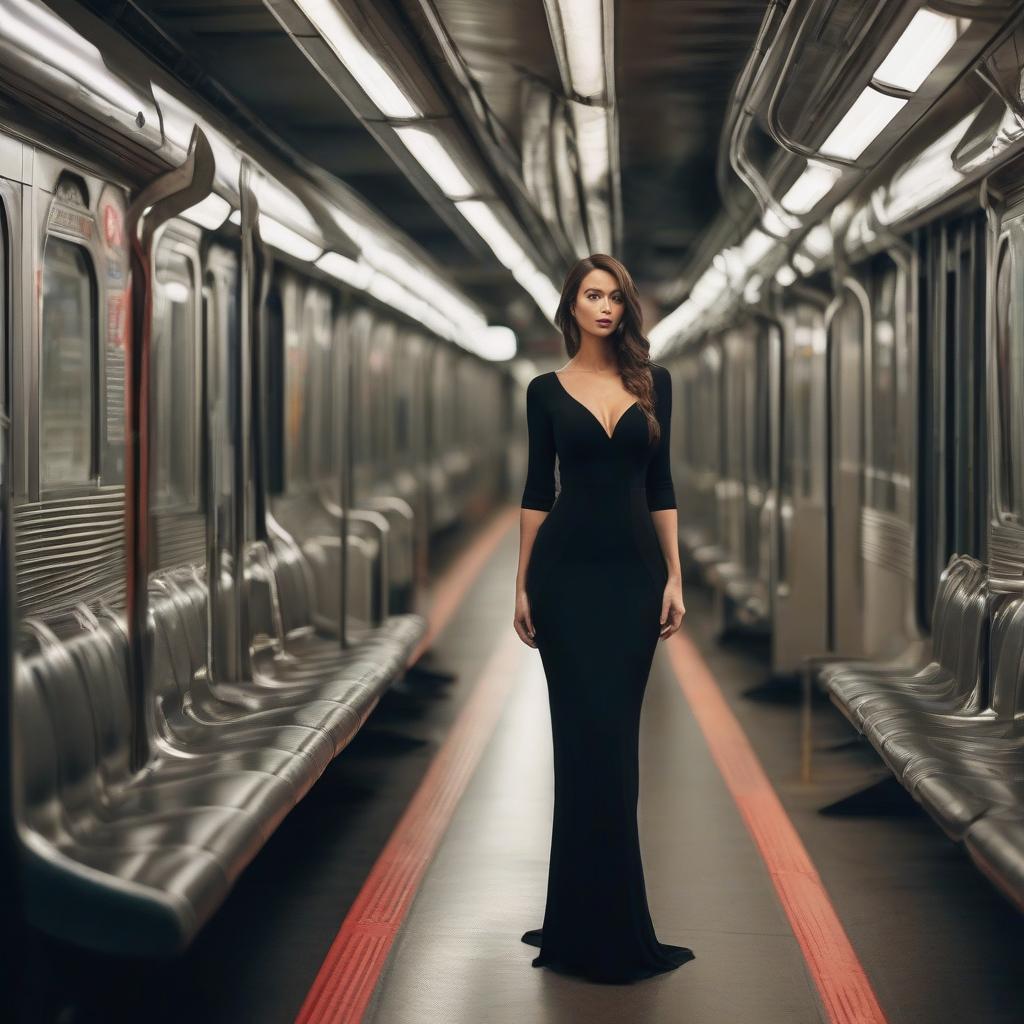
[294,625,525,1024]
[666,630,889,1024]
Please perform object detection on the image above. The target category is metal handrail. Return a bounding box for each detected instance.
[124,125,215,770]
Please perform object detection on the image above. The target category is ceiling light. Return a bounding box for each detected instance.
[160,280,191,304]
[180,193,231,230]
[761,208,793,237]
[454,200,559,322]
[393,126,475,199]
[781,160,842,215]
[792,252,815,276]
[253,176,319,235]
[328,206,377,250]
[551,0,606,98]
[570,102,610,189]
[648,298,697,351]
[775,265,797,287]
[316,251,374,289]
[229,210,322,262]
[512,261,561,323]
[740,228,774,269]
[480,325,517,361]
[690,266,727,306]
[872,9,963,93]
[293,0,420,118]
[803,224,833,260]
[819,87,907,160]
[454,200,529,271]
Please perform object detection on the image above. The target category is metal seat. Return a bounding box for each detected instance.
[14,541,426,955]
[822,556,980,725]
[814,551,1024,910]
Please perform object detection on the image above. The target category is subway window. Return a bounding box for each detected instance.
[40,236,96,488]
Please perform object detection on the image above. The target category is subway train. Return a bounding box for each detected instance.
[4,0,1024,1021]
[648,1,1024,923]
[0,0,513,963]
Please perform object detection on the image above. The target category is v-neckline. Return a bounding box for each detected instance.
[552,371,639,441]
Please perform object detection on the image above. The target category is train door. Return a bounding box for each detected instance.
[772,289,829,674]
[719,327,748,576]
[748,317,774,624]
[699,341,723,551]
[860,250,926,660]
[0,137,17,965]
[915,213,987,630]
[988,205,1024,590]
[826,278,869,657]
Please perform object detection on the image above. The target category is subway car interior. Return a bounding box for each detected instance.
[2,0,1024,1021]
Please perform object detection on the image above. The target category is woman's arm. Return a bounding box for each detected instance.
[515,377,556,647]
[646,365,685,638]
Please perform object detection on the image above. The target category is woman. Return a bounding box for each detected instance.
[513,253,694,983]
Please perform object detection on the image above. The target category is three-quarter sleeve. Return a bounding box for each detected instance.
[521,376,557,511]
[646,365,677,511]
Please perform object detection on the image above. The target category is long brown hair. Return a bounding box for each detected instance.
[553,253,660,444]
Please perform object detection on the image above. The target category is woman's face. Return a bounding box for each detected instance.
[572,269,625,338]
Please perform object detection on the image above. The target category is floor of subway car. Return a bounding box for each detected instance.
[17,508,1024,1024]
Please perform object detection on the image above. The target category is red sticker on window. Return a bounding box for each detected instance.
[103,202,123,248]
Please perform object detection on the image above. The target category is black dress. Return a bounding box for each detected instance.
[519,361,695,983]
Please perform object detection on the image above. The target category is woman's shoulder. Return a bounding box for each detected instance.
[526,371,554,404]
[648,361,672,387]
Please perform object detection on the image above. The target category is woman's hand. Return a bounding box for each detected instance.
[659,576,686,640]
[514,589,538,648]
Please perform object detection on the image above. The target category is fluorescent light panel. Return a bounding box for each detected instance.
[740,228,774,269]
[793,252,816,275]
[454,200,529,271]
[181,193,231,230]
[393,126,475,199]
[804,224,833,259]
[819,86,907,160]
[316,251,374,289]
[293,0,420,118]
[570,102,610,188]
[760,208,793,238]
[781,160,842,214]
[229,209,323,262]
[512,260,561,322]
[555,0,606,97]
[873,9,962,93]
[482,326,517,361]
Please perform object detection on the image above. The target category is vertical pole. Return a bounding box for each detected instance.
[211,161,257,682]
[339,296,352,649]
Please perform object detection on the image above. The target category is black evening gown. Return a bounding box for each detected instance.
[519,361,695,984]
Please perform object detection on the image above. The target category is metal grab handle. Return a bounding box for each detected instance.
[124,125,215,771]
[321,496,391,624]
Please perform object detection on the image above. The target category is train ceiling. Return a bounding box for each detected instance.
[69,0,767,359]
